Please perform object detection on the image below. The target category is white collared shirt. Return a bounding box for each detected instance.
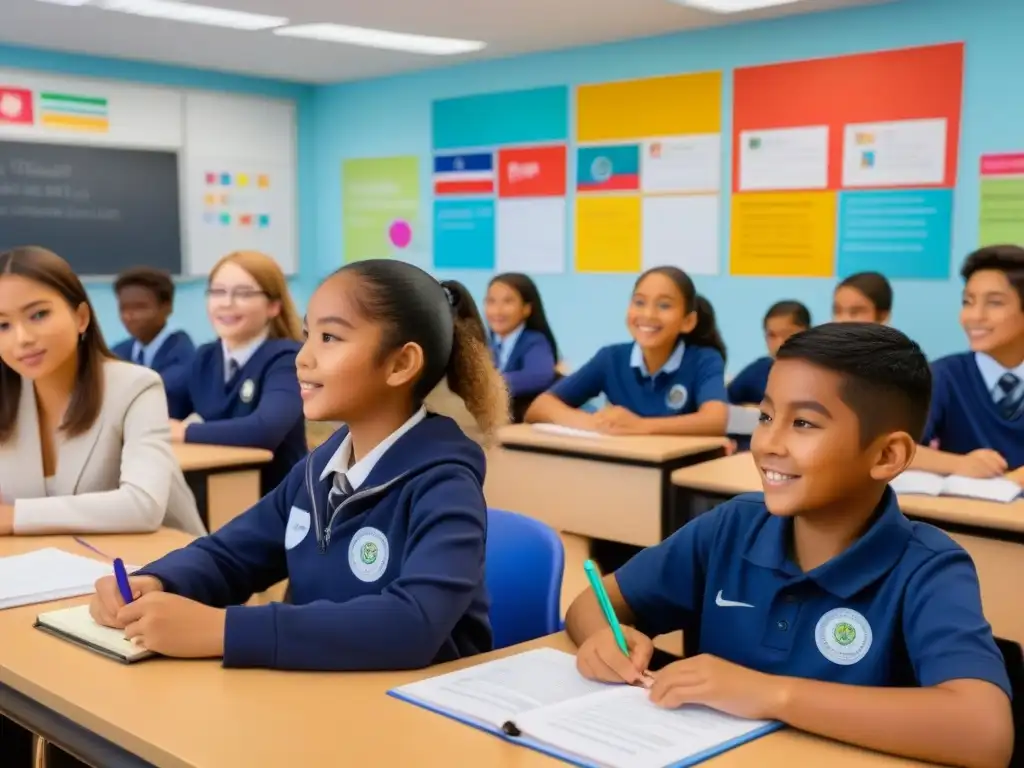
[975,352,1024,403]
[492,324,525,372]
[630,340,686,378]
[131,325,174,368]
[222,331,268,382]
[319,407,427,493]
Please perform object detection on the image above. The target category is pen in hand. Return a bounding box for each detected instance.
[583,559,654,687]
[113,558,134,605]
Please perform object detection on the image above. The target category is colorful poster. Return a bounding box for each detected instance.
[39,91,109,133]
[731,43,963,278]
[979,153,1024,246]
[342,156,419,263]
[574,72,722,274]
[433,199,495,269]
[430,86,569,272]
[0,87,33,125]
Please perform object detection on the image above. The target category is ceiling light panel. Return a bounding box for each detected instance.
[274,24,486,56]
[35,0,288,30]
[670,0,804,13]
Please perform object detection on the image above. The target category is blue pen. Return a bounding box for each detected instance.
[113,558,134,605]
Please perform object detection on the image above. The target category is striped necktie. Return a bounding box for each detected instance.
[996,373,1023,420]
[491,339,502,368]
[323,473,354,548]
[225,358,240,387]
[133,346,146,366]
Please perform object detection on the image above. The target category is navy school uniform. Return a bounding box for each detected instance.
[180,337,306,494]
[548,340,727,415]
[728,356,773,405]
[615,490,1011,695]
[136,410,492,671]
[923,352,1024,469]
[491,325,558,398]
[112,328,195,419]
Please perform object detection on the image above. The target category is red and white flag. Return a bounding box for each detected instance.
[0,87,34,125]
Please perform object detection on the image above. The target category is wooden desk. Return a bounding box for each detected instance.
[173,444,272,532]
[0,533,924,768]
[485,424,728,547]
[671,453,1024,647]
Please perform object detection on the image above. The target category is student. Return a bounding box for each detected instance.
[0,246,203,536]
[566,323,1012,768]
[110,267,195,418]
[913,244,1024,476]
[172,251,306,494]
[833,271,893,323]
[89,260,509,671]
[525,266,728,436]
[484,272,559,420]
[728,300,812,405]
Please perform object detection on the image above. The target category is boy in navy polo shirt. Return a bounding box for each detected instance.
[913,244,1024,477]
[567,323,1012,768]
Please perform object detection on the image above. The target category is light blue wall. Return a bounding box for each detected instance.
[0,44,317,347]
[313,0,1024,373]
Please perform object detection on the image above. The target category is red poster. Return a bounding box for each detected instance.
[732,43,963,191]
[0,87,34,125]
[497,145,567,198]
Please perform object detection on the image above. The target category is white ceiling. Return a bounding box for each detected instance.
[0,0,887,84]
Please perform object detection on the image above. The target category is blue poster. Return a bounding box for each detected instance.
[836,189,953,279]
[433,199,495,269]
[432,87,569,151]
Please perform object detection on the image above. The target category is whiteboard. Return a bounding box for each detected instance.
[183,92,297,276]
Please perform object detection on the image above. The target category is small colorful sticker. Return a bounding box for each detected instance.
[389,220,412,249]
[220,193,230,205]
[258,214,270,227]
[205,172,216,185]
[239,214,253,226]
[257,174,270,189]
[203,212,216,225]
[220,172,231,186]
[203,193,215,206]
[237,173,249,187]
[220,212,231,225]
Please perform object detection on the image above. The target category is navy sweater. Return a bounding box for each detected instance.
[727,356,773,405]
[923,352,1024,469]
[495,329,558,398]
[180,338,307,492]
[112,330,195,419]
[138,415,492,671]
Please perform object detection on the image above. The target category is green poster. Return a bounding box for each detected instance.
[979,153,1024,246]
[342,156,420,262]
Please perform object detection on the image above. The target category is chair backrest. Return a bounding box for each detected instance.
[485,508,565,649]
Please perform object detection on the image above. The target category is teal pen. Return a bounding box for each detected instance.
[583,559,630,656]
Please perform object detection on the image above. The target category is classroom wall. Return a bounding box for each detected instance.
[314,0,1024,373]
[0,44,317,347]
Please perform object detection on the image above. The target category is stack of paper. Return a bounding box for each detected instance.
[0,548,113,610]
[531,423,607,440]
[891,471,1021,503]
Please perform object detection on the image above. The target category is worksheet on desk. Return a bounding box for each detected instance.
[0,548,126,610]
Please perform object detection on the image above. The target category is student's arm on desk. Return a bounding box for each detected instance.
[567,513,711,682]
[911,444,1009,478]
[752,549,1013,768]
[524,351,606,429]
[184,352,303,450]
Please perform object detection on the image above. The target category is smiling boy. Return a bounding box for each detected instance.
[566,323,1013,768]
[912,245,1024,477]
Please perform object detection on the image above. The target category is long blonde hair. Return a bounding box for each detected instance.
[209,251,302,341]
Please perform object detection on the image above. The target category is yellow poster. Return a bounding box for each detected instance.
[730,191,836,277]
[575,195,641,273]
[577,72,721,142]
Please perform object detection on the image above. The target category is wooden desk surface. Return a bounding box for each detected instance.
[0,533,925,768]
[671,453,1024,533]
[173,443,273,473]
[498,423,728,464]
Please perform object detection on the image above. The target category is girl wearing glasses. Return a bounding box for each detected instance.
[170,250,306,493]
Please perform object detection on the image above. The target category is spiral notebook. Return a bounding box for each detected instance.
[35,604,153,663]
[389,648,780,768]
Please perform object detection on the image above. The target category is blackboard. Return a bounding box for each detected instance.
[0,140,182,275]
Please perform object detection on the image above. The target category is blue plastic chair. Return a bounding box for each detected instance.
[486,508,565,649]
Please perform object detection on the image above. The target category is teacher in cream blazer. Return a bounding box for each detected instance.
[0,246,204,537]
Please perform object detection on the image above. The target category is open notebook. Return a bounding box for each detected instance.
[0,548,123,610]
[35,604,153,663]
[531,423,607,440]
[891,470,1022,503]
[389,648,780,768]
